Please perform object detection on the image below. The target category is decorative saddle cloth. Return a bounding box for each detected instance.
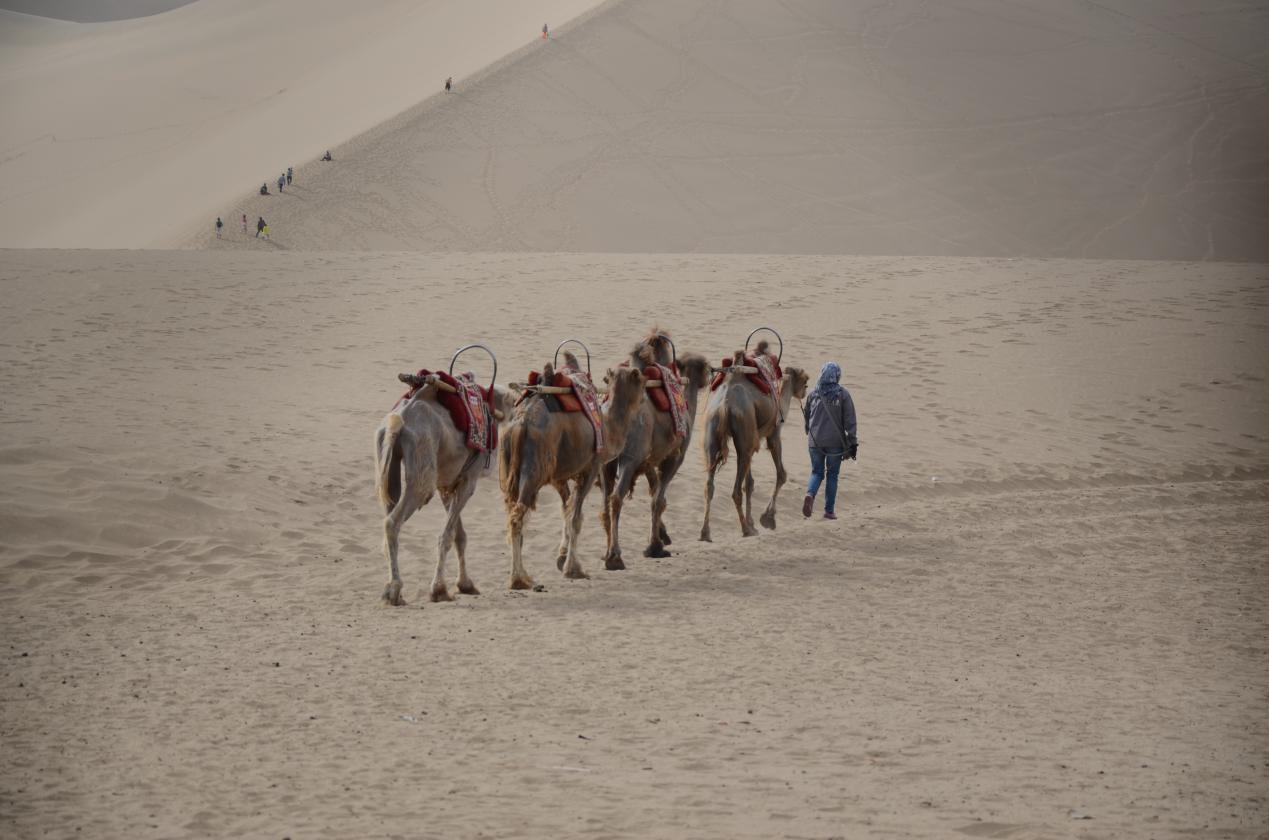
[642,364,690,439]
[709,353,782,398]
[398,369,496,452]
[523,367,605,454]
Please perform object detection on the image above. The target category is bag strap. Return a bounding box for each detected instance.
[819,390,851,450]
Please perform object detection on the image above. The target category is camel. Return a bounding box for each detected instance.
[699,342,809,541]
[598,333,711,569]
[374,378,515,605]
[499,354,645,589]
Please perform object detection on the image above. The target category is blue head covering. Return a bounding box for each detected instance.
[816,361,844,398]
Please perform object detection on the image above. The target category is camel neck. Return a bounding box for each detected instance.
[602,393,641,454]
[682,380,705,432]
[775,377,797,425]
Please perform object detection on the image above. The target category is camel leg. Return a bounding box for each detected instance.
[430,466,478,601]
[561,472,594,580]
[554,483,571,572]
[700,450,720,542]
[454,515,480,595]
[744,468,757,534]
[733,447,759,537]
[381,445,433,605]
[644,467,671,558]
[759,432,787,530]
[597,461,617,566]
[382,503,410,606]
[507,501,534,591]
[604,459,639,571]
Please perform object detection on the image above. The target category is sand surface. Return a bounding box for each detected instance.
[4,0,1269,837]
[1,250,1266,838]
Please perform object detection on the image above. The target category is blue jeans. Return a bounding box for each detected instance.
[807,446,844,513]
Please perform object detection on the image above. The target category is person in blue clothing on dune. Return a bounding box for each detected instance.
[801,361,857,520]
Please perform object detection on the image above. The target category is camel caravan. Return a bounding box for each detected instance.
[373,328,807,605]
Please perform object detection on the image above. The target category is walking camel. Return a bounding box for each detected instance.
[500,351,645,589]
[374,350,514,605]
[599,331,711,569]
[699,339,808,541]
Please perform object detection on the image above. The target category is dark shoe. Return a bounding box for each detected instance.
[823,511,837,520]
[802,494,814,518]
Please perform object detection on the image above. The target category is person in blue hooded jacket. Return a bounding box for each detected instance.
[802,362,857,520]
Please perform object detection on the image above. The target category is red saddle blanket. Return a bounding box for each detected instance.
[709,354,782,397]
[525,370,583,412]
[643,364,690,439]
[524,368,605,453]
[397,369,496,452]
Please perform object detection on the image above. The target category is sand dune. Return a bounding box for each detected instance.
[0,0,611,249]
[1,250,1266,836]
[198,0,1269,259]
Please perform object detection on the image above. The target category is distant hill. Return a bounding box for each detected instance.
[0,0,194,23]
[211,0,1269,260]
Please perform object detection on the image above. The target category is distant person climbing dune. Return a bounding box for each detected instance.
[286,166,293,185]
[445,76,452,93]
[321,150,332,162]
[215,217,223,239]
[256,216,265,238]
[542,22,549,39]
[241,213,248,233]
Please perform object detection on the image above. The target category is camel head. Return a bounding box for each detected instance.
[784,366,810,399]
[491,385,517,423]
[604,365,645,418]
[677,352,710,390]
[637,328,675,368]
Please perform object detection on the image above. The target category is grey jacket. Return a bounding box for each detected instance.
[803,388,856,450]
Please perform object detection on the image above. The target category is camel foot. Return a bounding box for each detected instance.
[605,556,627,571]
[759,510,777,530]
[699,527,712,542]
[643,542,670,559]
[457,578,480,596]
[555,553,567,572]
[509,574,535,591]
[562,564,590,580]
[382,580,406,606]
[742,524,759,537]
[428,583,453,603]
[659,524,672,546]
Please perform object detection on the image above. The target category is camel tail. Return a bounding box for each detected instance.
[707,405,730,468]
[500,420,535,511]
[376,413,404,508]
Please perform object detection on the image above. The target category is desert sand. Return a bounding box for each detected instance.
[2,250,1266,838]
[2,0,1269,838]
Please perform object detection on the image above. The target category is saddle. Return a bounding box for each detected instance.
[709,354,782,396]
[397,369,496,452]
[620,362,690,439]
[520,366,605,453]
[523,370,584,412]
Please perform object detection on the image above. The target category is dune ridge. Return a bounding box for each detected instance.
[0,0,613,249]
[199,0,1269,259]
